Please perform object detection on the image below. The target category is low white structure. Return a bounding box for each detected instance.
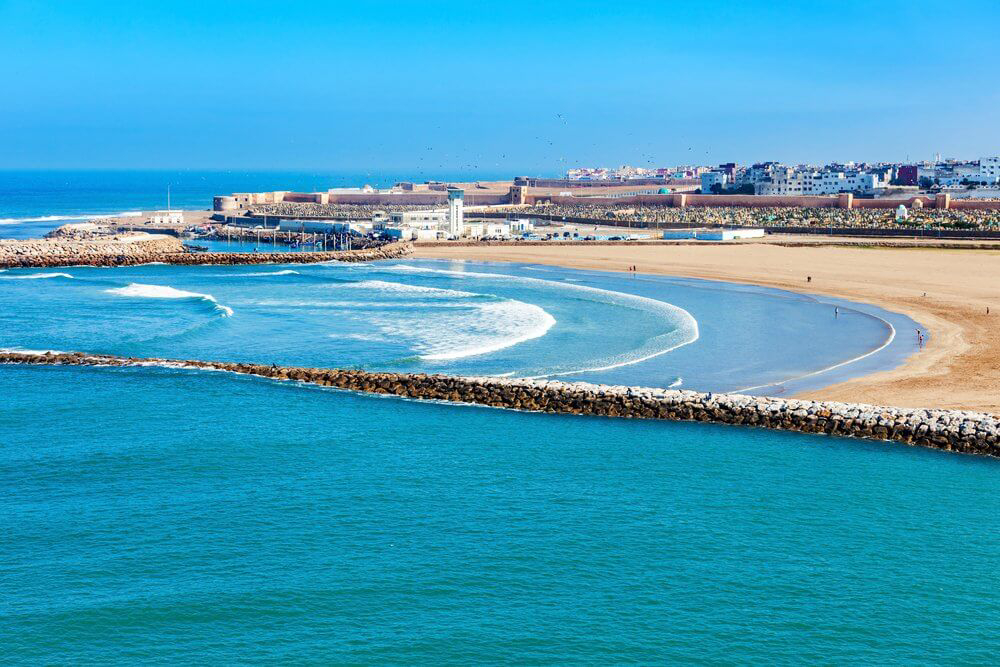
[149,210,184,225]
[663,228,765,241]
[509,219,535,234]
[388,210,448,229]
[464,222,511,239]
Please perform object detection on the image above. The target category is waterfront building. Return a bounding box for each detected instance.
[388,210,448,228]
[149,210,184,225]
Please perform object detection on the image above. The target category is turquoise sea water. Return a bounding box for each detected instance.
[3,173,997,663]
[0,259,919,394]
[3,364,1000,664]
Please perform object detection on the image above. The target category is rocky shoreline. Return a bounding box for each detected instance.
[0,238,413,268]
[3,351,998,458]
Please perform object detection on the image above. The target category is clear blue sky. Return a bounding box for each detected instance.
[1,0,998,171]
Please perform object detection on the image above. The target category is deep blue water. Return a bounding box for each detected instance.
[3,364,999,664]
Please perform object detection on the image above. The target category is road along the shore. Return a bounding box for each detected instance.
[3,351,999,458]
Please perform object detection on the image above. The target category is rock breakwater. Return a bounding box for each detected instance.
[0,238,412,268]
[3,350,998,458]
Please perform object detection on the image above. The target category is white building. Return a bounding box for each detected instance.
[508,219,535,234]
[447,187,464,238]
[755,168,886,195]
[464,222,510,239]
[663,228,765,241]
[387,210,448,229]
[700,171,729,193]
[979,157,1000,184]
[149,210,184,225]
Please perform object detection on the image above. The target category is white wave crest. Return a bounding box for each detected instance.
[0,215,67,225]
[227,269,301,277]
[105,283,234,317]
[251,269,299,276]
[0,347,66,355]
[330,279,477,299]
[0,272,73,280]
[317,278,557,360]
[385,264,699,375]
[0,211,143,225]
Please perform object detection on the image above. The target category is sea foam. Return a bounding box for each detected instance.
[105,283,234,317]
[384,264,699,375]
[0,272,73,280]
[239,269,300,277]
[0,211,143,225]
[315,278,557,360]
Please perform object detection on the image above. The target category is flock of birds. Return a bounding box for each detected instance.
[349,113,712,184]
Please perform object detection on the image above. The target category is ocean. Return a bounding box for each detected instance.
[2,171,998,664]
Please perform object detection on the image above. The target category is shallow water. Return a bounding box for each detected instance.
[0,259,920,394]
[2,364,999,664]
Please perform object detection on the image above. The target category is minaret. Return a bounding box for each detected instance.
[447,187,464,237]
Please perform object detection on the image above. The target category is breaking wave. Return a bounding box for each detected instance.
[0,211,142,225]
[0,272,74,280]
[239,269,300,277]
[383,264,699,376]
[104,283,234,317]
[315,279,557,361]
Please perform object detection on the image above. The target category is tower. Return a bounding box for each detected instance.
[447,187,464,237]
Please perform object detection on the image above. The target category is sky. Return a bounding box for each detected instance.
[1,0,998,172]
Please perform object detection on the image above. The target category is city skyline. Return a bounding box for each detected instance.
[1,0,998,170]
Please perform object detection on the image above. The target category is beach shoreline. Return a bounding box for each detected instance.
[412,242,1000,414]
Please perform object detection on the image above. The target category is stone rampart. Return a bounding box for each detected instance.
[3,351,997,457]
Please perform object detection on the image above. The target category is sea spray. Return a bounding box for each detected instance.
[105,283,234,317]
[0,272,74,280]
[317,278,558,360]
[384,264,699,375]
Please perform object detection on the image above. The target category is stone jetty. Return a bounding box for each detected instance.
[3,350,998,458]
[0,236,413,268]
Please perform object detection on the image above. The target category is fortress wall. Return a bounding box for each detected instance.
[950,199,1000,210]
[4,352,998,457]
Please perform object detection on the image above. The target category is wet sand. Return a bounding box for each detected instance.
[413,242,1000,414]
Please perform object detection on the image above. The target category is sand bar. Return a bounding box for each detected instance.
[413,241,1000,414]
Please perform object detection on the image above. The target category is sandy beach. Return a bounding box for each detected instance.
[413,241,1000,414]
